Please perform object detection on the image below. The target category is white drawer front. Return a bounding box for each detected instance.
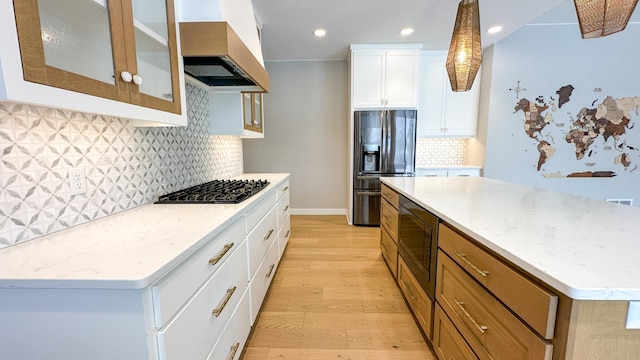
[157,240,248,360]
[249,240,279,325]
[278,216,291,260]
[246,189,277,233]
[447,168,481,177]
[206,289,251,360]
[277,190,290,230]
[247,205,278,278]
[152,218,245,326]
[276,179,290,200]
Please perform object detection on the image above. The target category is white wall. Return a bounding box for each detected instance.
[480,5,640,205]
[243,60,349,214]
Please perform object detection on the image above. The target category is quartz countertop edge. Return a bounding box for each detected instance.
[381,176,640,301]
[0,173,289,290]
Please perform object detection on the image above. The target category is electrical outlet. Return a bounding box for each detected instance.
[68,168,87,195]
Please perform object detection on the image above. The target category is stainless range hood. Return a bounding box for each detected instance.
[180,22,269,92]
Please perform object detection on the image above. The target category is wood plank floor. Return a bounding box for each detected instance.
[241,215,435,360]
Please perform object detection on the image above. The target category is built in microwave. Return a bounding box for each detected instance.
[397,195,439,300]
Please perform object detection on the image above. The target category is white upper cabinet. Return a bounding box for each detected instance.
[209,89,264,138]
[351,45,421,109]
[417,51,480,138]
[0,0,186,126]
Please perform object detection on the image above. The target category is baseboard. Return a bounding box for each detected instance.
[290,208,348,216]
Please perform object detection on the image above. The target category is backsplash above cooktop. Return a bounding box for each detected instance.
[0,83,243,248]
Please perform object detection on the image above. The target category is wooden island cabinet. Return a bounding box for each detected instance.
[380,184,399,278]
[380,176,640,360]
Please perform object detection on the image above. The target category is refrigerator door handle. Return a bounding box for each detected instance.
[381,110,389,173]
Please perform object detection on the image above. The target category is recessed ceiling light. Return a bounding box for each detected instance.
[400,27,414,36]
[487,25,503,34]
[313,29,326,37]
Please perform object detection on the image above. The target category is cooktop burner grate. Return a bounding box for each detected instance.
[155,179,270,204]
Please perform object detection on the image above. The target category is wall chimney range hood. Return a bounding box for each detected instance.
[180,22,269,92]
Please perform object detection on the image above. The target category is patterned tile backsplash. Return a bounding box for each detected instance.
[416,138,467,166]
[0,83,243,248]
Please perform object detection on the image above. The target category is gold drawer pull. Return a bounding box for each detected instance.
[285,230,290,238]
[209,243,235,266]
[227,342,240,360]
[264,229,274,241]
[265,264,275,278]
[454,298,488,334]
[283,205,290,212]
[400,280,417,300]
[455,252,490,277]
[213,286,237,317]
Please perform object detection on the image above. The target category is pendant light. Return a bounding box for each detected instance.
[573,0,639,39]
[446,0,482,92]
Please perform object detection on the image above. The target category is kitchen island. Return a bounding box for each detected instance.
[0,173,290,360]
[381,176,640,360]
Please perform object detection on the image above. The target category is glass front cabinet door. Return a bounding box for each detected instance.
[243,92,264,134]
[12,0,181,114]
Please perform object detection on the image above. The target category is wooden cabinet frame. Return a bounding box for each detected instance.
[12,0,181,114]
[242,92,263,133]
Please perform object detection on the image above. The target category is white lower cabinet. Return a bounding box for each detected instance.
[0,175,291,360]
[152,218,245,326]
[249,236,279,324]
[278,217,291,259]
[247,205,278,278]
[416,168,481,177]
[157,240,248,360]
[206,289,251,360]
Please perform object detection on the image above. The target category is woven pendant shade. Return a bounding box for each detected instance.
[446,0,482,92]
[574,0,639,39]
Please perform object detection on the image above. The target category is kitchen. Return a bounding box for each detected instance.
[1,0,640,359]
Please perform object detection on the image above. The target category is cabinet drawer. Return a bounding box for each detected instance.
[206,290,251,360]
[439,224,557,338]
[158,240,249,360]
[246,189,277,233]
[152,218,245,326]
[398,257,433,340]
[381,184,399,208]
[247,205,278,279]
[276,179,290,200]
[278,216,291,259]
[277,190,290,231]
[380,198,398,240]
[380,227,397,278]
[436,252,553,360]
[249,239,279,325]
[433,304,479,360]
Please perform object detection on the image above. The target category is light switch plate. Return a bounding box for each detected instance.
[626,301,640,329]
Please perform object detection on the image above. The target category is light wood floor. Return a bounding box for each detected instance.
[241,215,435,360]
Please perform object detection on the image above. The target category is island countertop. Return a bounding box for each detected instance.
[381,176,640,300]
[0,173,289,290]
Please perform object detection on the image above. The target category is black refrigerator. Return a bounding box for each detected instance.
[353,110,416,226]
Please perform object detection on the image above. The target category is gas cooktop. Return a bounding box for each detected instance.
[155,179,270,204]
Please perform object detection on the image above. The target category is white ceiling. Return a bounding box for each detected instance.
[252,0,575,61]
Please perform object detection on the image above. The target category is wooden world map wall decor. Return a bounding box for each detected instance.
[511,83,640,178]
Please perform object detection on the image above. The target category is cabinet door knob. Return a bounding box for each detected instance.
[132,74,143,86]
[120,71,133,83]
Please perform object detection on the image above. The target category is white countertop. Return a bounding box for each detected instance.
[381,176,640,300]
[0,173,289,290]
